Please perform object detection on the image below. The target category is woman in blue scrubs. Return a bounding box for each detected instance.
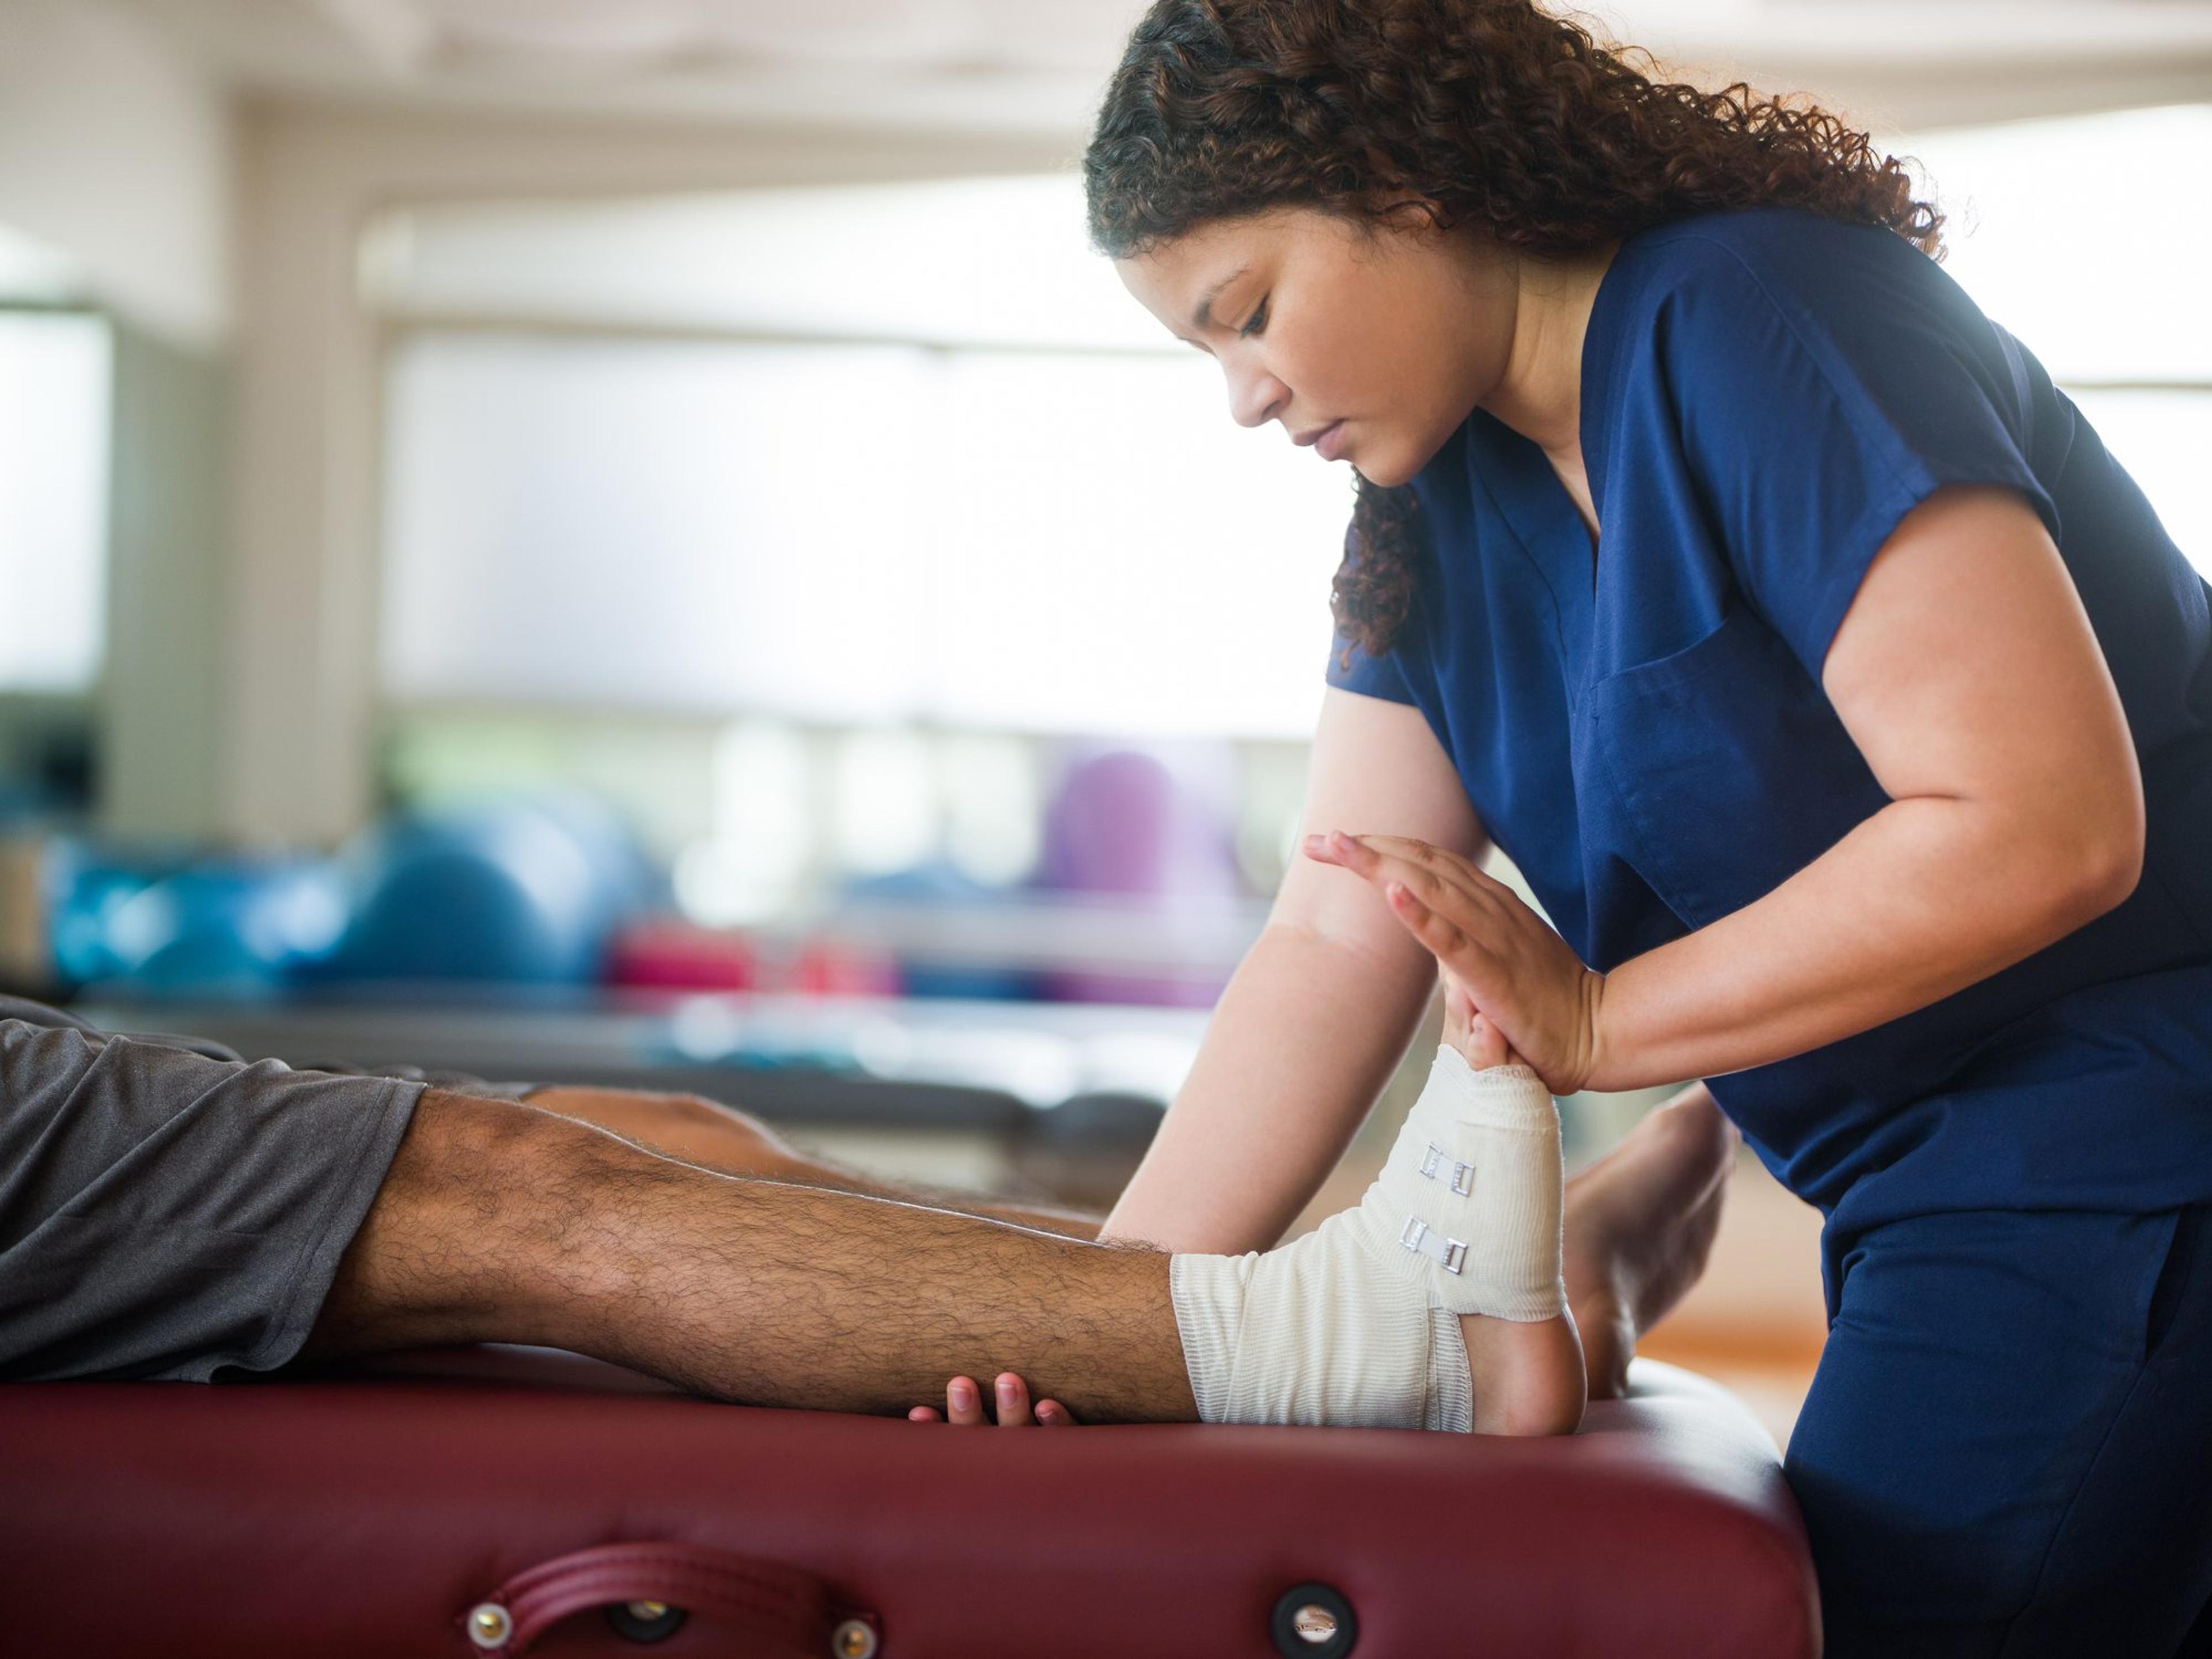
[1077,0,2212,1651]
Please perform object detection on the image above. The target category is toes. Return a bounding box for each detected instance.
[1441,978,1476,1055]
[993,1373,1034,1427]
[1463,1013,1510,1070]
[907,1406,942,1423]
[1441,982,1512,1070]
[1035,1399,1076,1426]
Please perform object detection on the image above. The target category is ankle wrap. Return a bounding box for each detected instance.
[1363,1047,1566,1323]
[1166,1046,1564,1431]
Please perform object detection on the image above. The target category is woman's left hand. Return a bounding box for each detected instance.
[1305,831,1608,1094]
[906,1372,1077,1427]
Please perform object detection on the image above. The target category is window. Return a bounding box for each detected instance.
[366,130,2211,924]
[0,309,110,691]
[1897,104,2212,578]
[373,178,1355,739]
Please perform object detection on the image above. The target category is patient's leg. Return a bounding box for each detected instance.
[304,1063,1580,1432]
[521,1085,1106,1238]
[306,1088,1197,1422]
[526,1063,1728,1410]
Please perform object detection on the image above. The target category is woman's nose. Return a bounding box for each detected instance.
[1225,361,1289,429]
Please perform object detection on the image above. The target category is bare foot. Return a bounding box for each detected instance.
[1445,984,1586,1435]
[1561,1085,1737,1399]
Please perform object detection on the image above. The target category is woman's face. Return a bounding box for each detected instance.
[1115,207,1516,488]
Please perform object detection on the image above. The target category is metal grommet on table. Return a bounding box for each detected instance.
[465,1602,514,1650]
[605,1599,690,1643]
[831,1615,881,1658]
[1270,1581,1358,1659]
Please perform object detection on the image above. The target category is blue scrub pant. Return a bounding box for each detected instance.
[1785,1205,2212,1656]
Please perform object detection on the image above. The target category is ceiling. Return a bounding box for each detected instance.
[117,0,2212,137]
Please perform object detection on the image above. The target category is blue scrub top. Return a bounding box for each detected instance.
[1330,207,2212,1234]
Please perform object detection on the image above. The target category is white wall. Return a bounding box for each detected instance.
[0,0,230,347]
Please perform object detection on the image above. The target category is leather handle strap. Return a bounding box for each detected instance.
[468,1540,832,1655]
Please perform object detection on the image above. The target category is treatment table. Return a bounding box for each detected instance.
[0,1347,1816,1656]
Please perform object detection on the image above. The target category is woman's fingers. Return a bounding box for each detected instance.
[910,1373,1073,1426]
[1309,831,1599,1092]
[1305,831,1497,891]
[1306,827,1510,991]
[1305,829,1443,885]
[1387,881,1488,975]
[993,1373,1035,1427]
[993,1374,1080,1424]
[1307,834,1501,925]
[944,1375,988,1426]
[1359,834,1513,892]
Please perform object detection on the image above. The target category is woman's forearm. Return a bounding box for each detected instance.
[1323,490,2149,1097]
[1595,484,2146,1090]
[1100,921,1437,1253]
[1592,791,2139,1090]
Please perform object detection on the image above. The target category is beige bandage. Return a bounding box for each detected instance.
[1366,1047,1568,1322]
[1169,1046,1565,1431]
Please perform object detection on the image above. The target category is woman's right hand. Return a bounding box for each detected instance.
[906,1372,1077,1427]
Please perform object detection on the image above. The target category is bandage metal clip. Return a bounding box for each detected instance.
[1399,1214,1468,1275]
[1418,1142,1476,1197]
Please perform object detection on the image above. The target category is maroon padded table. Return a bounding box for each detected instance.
[0,1351,1817,1657]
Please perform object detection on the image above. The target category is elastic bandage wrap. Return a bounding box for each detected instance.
[1169,1045,1565,1432]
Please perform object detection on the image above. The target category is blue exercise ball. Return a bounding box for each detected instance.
[323,798,638,985]
[128,862,348,994]
[52,849,349,997]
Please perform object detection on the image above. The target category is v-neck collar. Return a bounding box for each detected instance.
[1575,233,1636,550]
[1457,412,1590,684]
[1481,417,1596,581]
[1448,235,1642,694]
[1462,232,1637,584]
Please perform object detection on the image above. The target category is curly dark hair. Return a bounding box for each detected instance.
[1084,0,1943,659]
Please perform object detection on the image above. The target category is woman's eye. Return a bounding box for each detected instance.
[1238,298,1270,338]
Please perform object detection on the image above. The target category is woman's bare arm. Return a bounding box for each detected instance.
[1593,485,2144,1084]
[1098,687,1482,1254]
[1320,486,2147,1093]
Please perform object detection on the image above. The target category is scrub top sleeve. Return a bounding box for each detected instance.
[1657,236,2060,683]
[1323,631,1416,704]
[1321,514,1422,706]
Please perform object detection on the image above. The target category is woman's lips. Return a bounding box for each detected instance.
[1315,419,1348,462]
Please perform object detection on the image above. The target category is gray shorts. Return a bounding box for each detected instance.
[0,996,533,1382]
